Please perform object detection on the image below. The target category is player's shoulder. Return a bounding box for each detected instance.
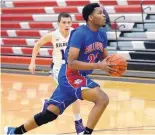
[99,27,107,34]
[49,29,62,39]
[76,25,88,31]
[98,27,107,38]
[71,25,88,35]
[47,29,59,35]
[70,27,74,31]
[50,29,59,35]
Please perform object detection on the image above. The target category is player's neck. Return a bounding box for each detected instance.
[87,23,99,32]
[59,29,69,38]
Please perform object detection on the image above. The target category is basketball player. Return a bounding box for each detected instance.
[4,3,115,135]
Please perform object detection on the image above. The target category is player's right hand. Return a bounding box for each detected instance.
[28,61,36,74]
[98,59,116,73]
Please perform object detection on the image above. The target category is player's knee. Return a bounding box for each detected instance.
[97,90,109,107]
[34,109,58,126]
[47,104,60,115]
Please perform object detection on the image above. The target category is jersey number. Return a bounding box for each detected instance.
[60,49,65,60]
[88,53,99,63]
[61,50,99,62]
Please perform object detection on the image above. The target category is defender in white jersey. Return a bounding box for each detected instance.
[28,13,84,134]
[50,28,73,83]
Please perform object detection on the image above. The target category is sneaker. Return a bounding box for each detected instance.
[75,119,85,135]
[4,126,15,135]
[41,99,48,112]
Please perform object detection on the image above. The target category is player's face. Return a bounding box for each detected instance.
[91,7,106,26]
[58,17,72,32]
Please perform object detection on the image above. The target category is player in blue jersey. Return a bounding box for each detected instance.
[4,3,115,135]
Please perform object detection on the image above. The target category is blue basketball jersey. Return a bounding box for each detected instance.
[64,25,108,75]
[47,25,108,114]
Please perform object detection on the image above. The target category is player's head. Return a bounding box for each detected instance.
[58,12,72,32]
[82,3,106,27]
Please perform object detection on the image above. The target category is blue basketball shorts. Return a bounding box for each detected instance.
[47,64,99,114]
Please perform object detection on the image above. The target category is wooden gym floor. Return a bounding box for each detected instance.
[1,73,155,134]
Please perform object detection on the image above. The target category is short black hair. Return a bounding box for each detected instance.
[82,3,100,22]
[58,12,72,22]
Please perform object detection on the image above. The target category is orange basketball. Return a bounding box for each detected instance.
[106,54,127,77]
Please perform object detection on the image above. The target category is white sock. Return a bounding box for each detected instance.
[74,114,81,121]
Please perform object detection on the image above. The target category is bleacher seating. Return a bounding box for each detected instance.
[1,0,155,73]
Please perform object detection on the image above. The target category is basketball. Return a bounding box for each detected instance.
[106,54,127,77]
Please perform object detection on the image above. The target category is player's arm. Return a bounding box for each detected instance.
[68,46,114,72]
[100,48,108,61]
[29,33,52,74]
[31,33,52,62]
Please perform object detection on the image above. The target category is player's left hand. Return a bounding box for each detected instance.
[28,61,36,74]
[99,59,116,73]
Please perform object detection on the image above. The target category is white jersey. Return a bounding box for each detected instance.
[50,28,73,82]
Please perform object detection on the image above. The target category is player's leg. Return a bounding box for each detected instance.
[72,100,81,121]
[4,104,60,135]
[72,100,85,134]
[73,77,109,135]
[81,86,109,134]
[49,63,54,75]
[42,68,59,112]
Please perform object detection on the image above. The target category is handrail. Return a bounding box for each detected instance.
[114,15,125,23]
[143,6,151,11]
[114,16,125,50]
[115,24,125,50]
[140,0,152,31]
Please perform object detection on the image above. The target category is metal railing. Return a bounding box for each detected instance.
[114,16,125,50]
[113,0,153,50]
[141,0,152,31]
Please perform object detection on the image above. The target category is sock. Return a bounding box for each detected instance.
[75,119,83,125]
[14,125,27,134]
[84,127,93,135]
[74,114,81,121]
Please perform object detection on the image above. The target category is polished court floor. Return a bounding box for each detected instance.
[1,73,155,134]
